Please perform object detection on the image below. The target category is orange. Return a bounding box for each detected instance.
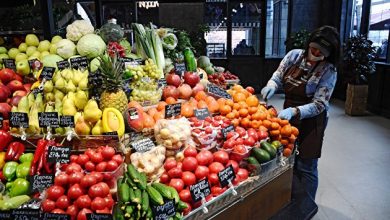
[233,103,241,110]
[240,117,251,128]
[238,101,248,109]
[225,99,234,107]
[279,119,290,126]
[207,100,219,113]
[259,112,267,121]
[283,148,292,157]
[147,108,158,117]
[281,124,292,137]
[226,112,236,120]
[153,111,165,121]
[181,103,194,117]
[219,105,232,115]
[252,112,261,120]
[269,129,280,137]
[217,98,226,107]
[280,139,289,146]
[205,96,216,104]
[250,120,261,129]
[233,84,244,91]
[259,125,268,132]
[195,91,207,101]
[246,95,259,107]
[271,122,280,130]
[227,89,236,96]
[291,126,299,136]
[239,108,249,117]
[286,143,294,150]
[166,97,177,104]
[231,118,240,127]
[232,109,239,118]
[157,101,167,111]
[233,93,246,103]
[248,106,258,115]
[128,101,143,109]
[197,100,208,109]
[262,120,272,129]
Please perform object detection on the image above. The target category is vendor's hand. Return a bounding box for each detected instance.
[278,107,297,120]
[261,86,276,100]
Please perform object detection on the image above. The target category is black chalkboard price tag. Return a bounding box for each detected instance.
[218,165,236,188]
[70,56,88,70]
[102,131,118,136]
[9,112,29,128]
[12,209,41,220]
[207,84,232,99]
[131,137,155,153]
[174,63,186,75]
[128,108,139,120]
[56,60,70,70]
[221,125,234,139]
[30,174,54,193]
[157,79,167,89]
[86,213,112,220]
[47,146,71,164]
[38,112,59,128]
[165,103,181,118]
[194,108,210,120]
[43,213,71,220]
[59,116,74,128]
[28,59,40,70]
[0,113,3,129]
[3,58,16,70]
[189,178,211,203]
[0,211,12,220]
[151,200,176,220]
[39,66,55,80]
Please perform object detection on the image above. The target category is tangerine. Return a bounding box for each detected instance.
[281,125,292,137]
[248,106,258,115]
[240,117,251,128]
[226,112,236,120]
[279,119,290,126]
[205,96,216,104]
[283,148,292,157]
[271,122,280,130]
[225,99,234,107]
[166,97,177,104]
[259,125,268,132]
[207,100,219,113]
[233,93,246,102]
[232,109,239,118]
[197,100,208,109]
[181,103,194,117]
[250,120,261,129]
[291,126,299,136]
[262,120,272,129]
[280,139,289,146]
[219,105,232,115]
[269,129,280,137]
[217,98,226,106]
[157,101,167,111]
[286,143,294,150]
[233,103,241,110]
[195,91,207,101]
[239,108,249,117]
[251,112,261,120]
[231,118,240,127]
[246,95,259,107]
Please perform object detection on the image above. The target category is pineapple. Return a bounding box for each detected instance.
[98,54,128,113]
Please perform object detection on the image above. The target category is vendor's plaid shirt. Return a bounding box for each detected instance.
[266,49,337,119]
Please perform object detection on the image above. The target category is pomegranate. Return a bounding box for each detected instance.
[183,72,200,88]
[178,84,192,99]
[163,86,180,100]
[166,73,181,87]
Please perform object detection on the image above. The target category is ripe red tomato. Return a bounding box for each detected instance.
[101,146,115,160]
[89,183,109,198]
[90,152,104,164]
[80,175,97,188]
[91,197,107,211]
[85,149,95,159]
[184,147,197,157]
[246,86,255,94]
[160,172,170,184]
[226,131,237,140]
[196,150,213,166]
[182,157,198,172]
[41,199,55,212]
[76,195,92,209]
[54,173,69,187]
[194,166,209,180]
[55,195,70,210]
[76,154,89,166]
[77,208,93,220]
[257,130,268,140]
[247,128,258,142]
[47,185,65,201]
[233,145,247,154]
[164,158,177,171]
[235,127,246,137]
[66,205,79,218]
[168,167,182,179]
[51,209,66,214]
[244,136,256,147]
[95,162,107,172]
[68,171,84,185]
[106,160,119,171]
[89,172,103,182]
[112,154,123,164]
[209,162,225,174]
[213,151,229,165]
[208,173,219,186]
[84,161,95,172]
[70,155,78,163]
[169,178,184,192]
[176,162,183,170]
[234,138,244,146]
[223,138,235,149]
[67,184,84,200]
[182,171,196,186]
[179,189,192,203]
[232,176,241,186]
[104,195,114,209]
[65,163,82,174]
[211,186,225,196]
[96,208,111,214]
[236,168,249,181]
[226,160,239,173]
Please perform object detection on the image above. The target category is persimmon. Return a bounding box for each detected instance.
[166,97,177,104]
[217,98,226,106]
[239,108,249,117]
[157,101,167,111]
[240,117,251,128]
[291,126,299,136]
[195,91,207,101]
[271,122,280,130]
[283,148,292,157]
[246,95,259,107]
[197,100,208,109]
[225,99,234,107]
[147,108,158,117]
[233,93,246,102]
[219,105,232,115]
[281,124,292,137]
[262,120,272,129]
[248,107,258,115]
[250,120,261,129]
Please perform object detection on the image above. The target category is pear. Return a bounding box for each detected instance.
[44,92,55,102]
[92,120,103,135]
[55,99,63,114]
[66,80,76,93]
[17,96,29,113]
[62,98,77,116]
[27,93,35,109]
[54,89,64,101]
[61,69,73,81]
[75,115,91,135]
[52,71,62,83]
[35,93,44,112]
[74,112,83,124]
[83,99,102,123]
[72,70,83,86]
[78,76,88,90]
[44,80,54,93]
[55,77,66,92]
[75,90,88,110]
[66,92,76,102]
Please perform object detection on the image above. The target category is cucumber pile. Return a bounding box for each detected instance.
[247,142,277,165]
[114,164,188,220]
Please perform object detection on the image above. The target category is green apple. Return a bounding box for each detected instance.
[15,53,28,62]
[25,34,39,46]
[0,46,7,54]
[26,46,37,56]
[16,60,30,76]
[8,48,20,59]
[49,44,57,54]
[18,43,28,52]
[31,51,41,58]
[0,53,9,63]
[51,35,62,44]
[40,51,50,60]
[28,56,39,61]
[38,40,51,52]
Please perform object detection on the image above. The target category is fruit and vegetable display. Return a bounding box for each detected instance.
[0,19,297,219]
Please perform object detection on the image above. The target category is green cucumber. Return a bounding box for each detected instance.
[127,164,141,183]
[133,188,142,204]
[141,190,149,213]
[137,172,147,190]
[129,187,136,203]
[146,185,164,205]
[124,205,134,218]
[168,186,180,204]
[119,182,131,203]
[114,203,125,220]
[176,200,188,211]
[152,182,173,199]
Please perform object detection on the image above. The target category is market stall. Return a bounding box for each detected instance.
[0,19,297,220]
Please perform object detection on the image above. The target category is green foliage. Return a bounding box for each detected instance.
[285,29,310,50]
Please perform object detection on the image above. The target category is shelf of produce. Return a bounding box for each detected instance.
[184,157,294,220]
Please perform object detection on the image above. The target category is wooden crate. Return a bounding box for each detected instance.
[345,84,368,116]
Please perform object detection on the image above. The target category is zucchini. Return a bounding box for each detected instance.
[261,142,277,159]
[133,188,142,204]
[247,156,260,165]
[127,164,141,183]
[168,186,180,204]
[251,148,271,163]
[119,182,131,203]
[146,185,164,205]
[152,182,172,199]
[137,172,147,190]
[141,190,149,213]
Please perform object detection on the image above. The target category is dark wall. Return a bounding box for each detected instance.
[159,3,204,32]
[367,63,390,118]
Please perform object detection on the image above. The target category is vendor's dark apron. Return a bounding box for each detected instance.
[282,58,326,159]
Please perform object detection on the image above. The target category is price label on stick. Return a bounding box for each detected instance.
[165,103,181,118]
[131,137,155,153]
[194,108,210,120]
[221,125,234,139]
[157,79,167,89]
[152,200,176,220]
[43,213,71,220]
[218,165,236,188]
[47,146,71,164]
[86,213,112,220]
[9,112,29,128]
[174,63,186,75]
[2,58,16,70]
[127,108,139,120]
[38,112,59,128]
[12,209,41,220]
[207,84,232,99]
[56,60,70,70]
[30,174,54,193]
[39,66,55,80]
[0,211,11,220]
[70,56,88,70]
[59,116,74,128]
[189,178,211,203]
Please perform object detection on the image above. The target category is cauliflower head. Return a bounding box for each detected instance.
[66,20,94,42]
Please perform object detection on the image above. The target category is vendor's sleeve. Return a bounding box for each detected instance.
[267,49,301,90]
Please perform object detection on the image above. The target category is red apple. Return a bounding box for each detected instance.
[183,72,200,88]
[0,68,15,84]
[0,85,11,97]
[6,80,25,93]
[10,96,23,107]
[246,86,255,94]
[13,74,23,82]
[0,103,12,119]
[23,83,32,92]
[166,73,181,87]
[13,90,27,97]
[0,90,8,102]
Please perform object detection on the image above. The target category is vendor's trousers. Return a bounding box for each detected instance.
[292,156,319,201]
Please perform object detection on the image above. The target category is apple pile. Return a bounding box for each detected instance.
[0,68,31,119]
[160,147,249,215]
[164,72,204,101]
[189,116,231,149]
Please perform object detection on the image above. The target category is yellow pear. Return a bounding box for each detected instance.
[44,92,55,102]
[75,115,91,135]
[74,112,83,123]
[66,80,76,93]
[61,69,73,81]
[55,77,66,92]
[62,98,77,116]
[17,96,29,113]
[44,80,54,93]
[54,89,64,101]
[92,120,103,135]
[52,71,62,83]
[66,92,76,102]
[78,76,88,90]
[83,99,102,123]
[75,90,88,110]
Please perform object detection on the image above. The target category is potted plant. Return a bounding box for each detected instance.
[285,29,310,51]
[343,35,376,116]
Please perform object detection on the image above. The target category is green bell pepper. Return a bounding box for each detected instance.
[9,178,30,197]
[19,153,34,164]
[16,162,31,179]
[3,161,18,181]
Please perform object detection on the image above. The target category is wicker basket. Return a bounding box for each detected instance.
[345,84,368,116]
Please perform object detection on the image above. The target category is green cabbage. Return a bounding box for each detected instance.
[76,34,106,59]
[42,54,64,68]
[197,56,211,69]
[56,39,76,59]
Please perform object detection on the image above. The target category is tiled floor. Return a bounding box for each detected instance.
[268,95,390,220]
